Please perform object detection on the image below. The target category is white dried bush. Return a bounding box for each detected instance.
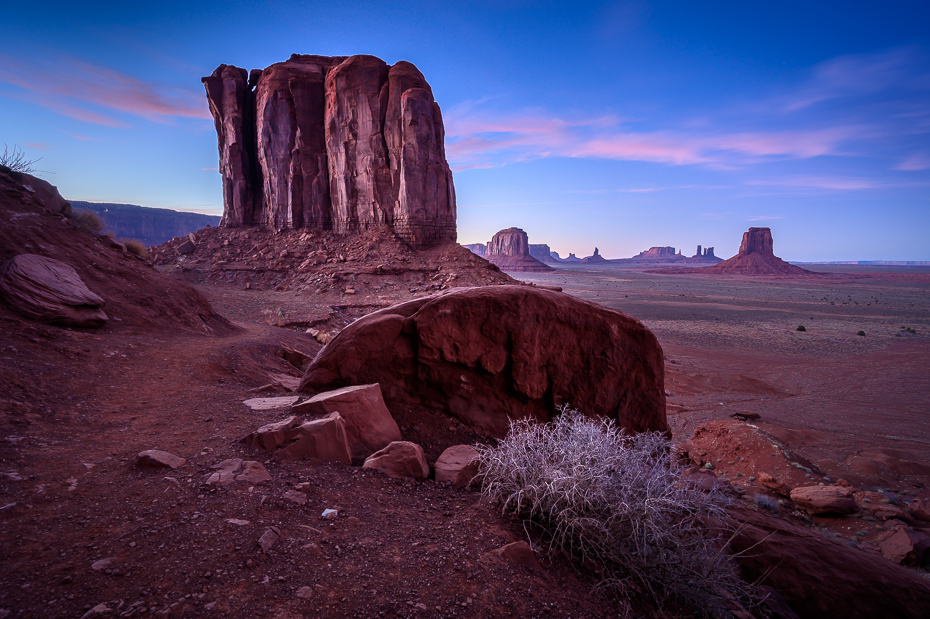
[476,408,757,617]
[0,143,40,174]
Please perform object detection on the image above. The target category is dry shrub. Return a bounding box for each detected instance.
[120,238,148,258]
[0,143,40,174]
[476,409,758,617]
[71,209,105,234]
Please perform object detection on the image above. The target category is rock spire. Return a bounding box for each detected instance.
[203,54,456,249]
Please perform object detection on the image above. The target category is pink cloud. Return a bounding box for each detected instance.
[23,142,49,150]
[0,54,210,126]
[746,177,879,190]
[444,108,858,169]
[896,152,930,171]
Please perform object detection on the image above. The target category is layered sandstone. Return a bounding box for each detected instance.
[203,54,456,249]
[485,228,553,272]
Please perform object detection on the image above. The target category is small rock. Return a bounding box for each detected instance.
[80,603,110,618]
[258,527,280,553]
[362,441,429,481]
[704,462,715,470]
[241,396,300,411]
[205,458,243,486]
[135,450,186,470]
[434,445,480,489]
[176,240,195,254]
[91,558,114,571]
[296,586,313,599]
[226,519,251,526]
[321,509,338,520]
[235,461,271,484]
[907,499,930,521]
[284,490,308,505]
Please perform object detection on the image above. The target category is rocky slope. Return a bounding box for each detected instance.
[70,201,220,246]
[203,54,455,248]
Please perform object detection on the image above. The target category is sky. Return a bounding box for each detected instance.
[1,1,929,261]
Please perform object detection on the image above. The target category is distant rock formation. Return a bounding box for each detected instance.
[463,243,486,257]
[553,252,581,262]
[579,247,607,264]
[528,244,558,264]
[636,246,678,259]
[485,228,554,272]
[693,245,716,259]
[70,202,220,246]
[203,54,456,249]
[696,228,812,275]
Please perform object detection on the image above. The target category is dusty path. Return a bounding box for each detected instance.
[0,314,615,619]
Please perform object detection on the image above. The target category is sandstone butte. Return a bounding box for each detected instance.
[203,54,456,249]
[695,227,813,275]
[483,227,554,272]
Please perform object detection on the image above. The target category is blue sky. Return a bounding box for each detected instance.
[2,1,928,260]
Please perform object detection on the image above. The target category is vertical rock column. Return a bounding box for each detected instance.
[324,56,392,234]
[202,65,261,227]
[254,57,337,232]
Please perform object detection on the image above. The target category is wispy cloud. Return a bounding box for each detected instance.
[0,54,210,127]
[746,176,879,190]
[896,152,930,171]
[23,142,50,150]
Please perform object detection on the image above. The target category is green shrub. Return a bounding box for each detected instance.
[476,409,758,615]
[71,209,105,234]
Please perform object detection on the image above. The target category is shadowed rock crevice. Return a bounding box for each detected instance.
[203,54,456,249]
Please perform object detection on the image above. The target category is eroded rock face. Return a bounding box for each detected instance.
[0,254,107,328]
[203,54,456,249]
[485,228,553,272]
[789,485,857,515]
[298,286,667,437]
[739,227,775,257]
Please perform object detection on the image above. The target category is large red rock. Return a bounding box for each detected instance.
[0,254,107,328]
[254,56,344,231]
[880,528,930,565]
[204,54,455,249]
[240,416,303,452]
[362,441,429,481]
[298,286,667,437]
[726,506,930,618]
[696,228,813,276]
[202,65,260,228]
[485,228,554,272]
[291,384,401,460]
[272,412,352,464]
[789,485,858,515]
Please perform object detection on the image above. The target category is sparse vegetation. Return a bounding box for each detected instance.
[857,330,866,337]
[121,238,148,258]
[71,208,106,234]
[796,325,806,332]
[476,409,757,616]
[754,493,779,513]
[0,143,41,174]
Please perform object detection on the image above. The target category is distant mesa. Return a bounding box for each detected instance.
[69,202,220,246]
[635,246,678,260]
[528,244,559,264]
[579,247,607,264]
[553,252,581,262]
[484,227,554,272]
[626,245,720,264]
[462,243,486,257]
[203,54,455,249]
[694,227,813,276]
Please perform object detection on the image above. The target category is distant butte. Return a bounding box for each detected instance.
[693,227,813,275]
[483,228,554,272]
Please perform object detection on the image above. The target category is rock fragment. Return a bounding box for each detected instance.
[362,441,429,481]
[135,450,186,469]
[789,485,857,515]
[272,413,352,464]
[434,445,480,489]
[206,458,243,486]
[258,527,280,553]
[493,541,542,572]
[240,416,302,451]
[235,461,271,484]
[291,383,400,459]
[880,528,930,565]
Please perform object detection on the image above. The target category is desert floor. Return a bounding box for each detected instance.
[514,263,930,490]
[2,260,929,618]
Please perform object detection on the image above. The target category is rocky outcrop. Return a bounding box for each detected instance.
[434,445,480,488]
[485,228,554,272]
[579,247,607,263]
[635,246,678,259]
[528,244,557,263]
[697,228,813,276]
[203,54,456,249]
[298,286,667,437]
[789,485,858,515]
[727,505,930,618]
[0,254,108,328]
